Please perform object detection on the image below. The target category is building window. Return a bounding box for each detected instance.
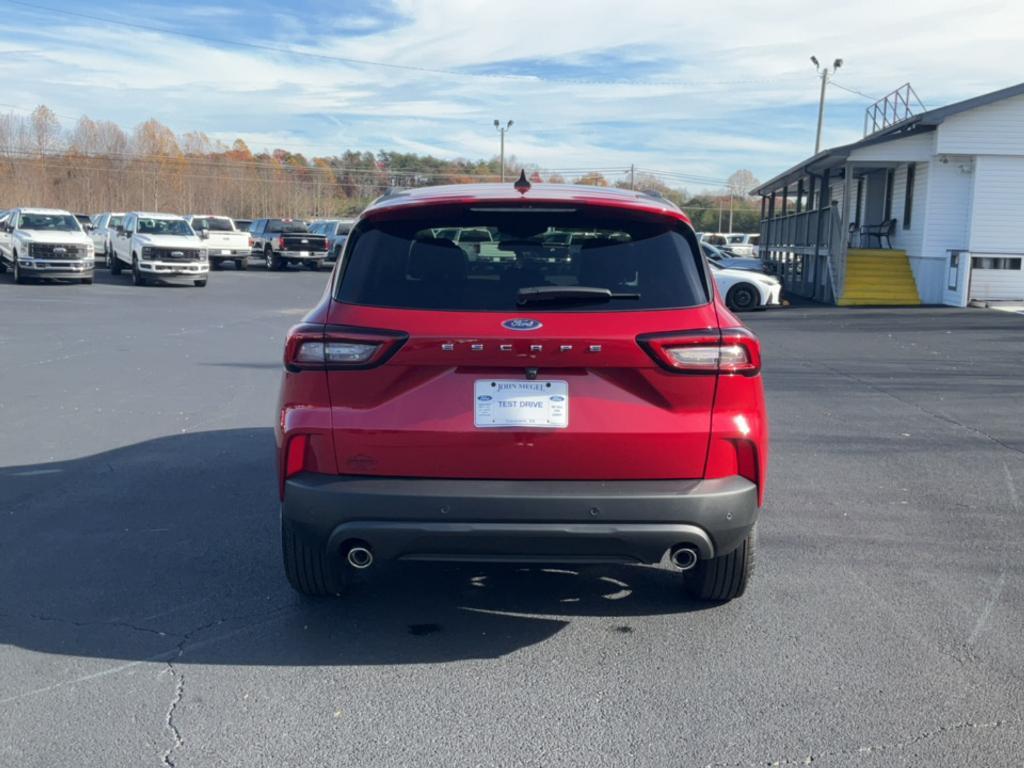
[854,178,863,226]
[971,257,1023,270]
[883,169,895,222]
[903,163,916,230]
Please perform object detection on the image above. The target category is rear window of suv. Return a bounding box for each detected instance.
[336,209,707,312]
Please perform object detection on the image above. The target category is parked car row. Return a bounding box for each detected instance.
[0,208,358,286]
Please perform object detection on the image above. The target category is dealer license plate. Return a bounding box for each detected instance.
[474,380,568,428]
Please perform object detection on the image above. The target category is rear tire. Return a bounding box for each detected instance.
[194,279,207,287]
[236,258,248,271]
[686,524,756,602]
[726,284,760,312]
[264,247,283,271]
[110,253,122,275]
[81,277,93,285]
[282,520,343,596]
[210,259,222,271]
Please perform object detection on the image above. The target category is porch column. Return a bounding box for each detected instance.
[814,169,830,302]
[838,162,854,299]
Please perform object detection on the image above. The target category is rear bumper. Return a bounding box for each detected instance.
[278,251,327,260]
[282,474,758,565]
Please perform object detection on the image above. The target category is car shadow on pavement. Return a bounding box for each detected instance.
[0,428,713,672]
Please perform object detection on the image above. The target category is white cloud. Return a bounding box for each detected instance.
[0,0,1020,187]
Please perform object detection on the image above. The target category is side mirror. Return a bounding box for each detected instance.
[199,228,209,239]
[85,223,95,231]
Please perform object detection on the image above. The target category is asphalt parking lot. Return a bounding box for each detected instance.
[1,268,1022,767]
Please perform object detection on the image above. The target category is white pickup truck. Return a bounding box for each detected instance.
[110,212,209,287]
[184,215,251,271]
[89,212,125,267]
[0,207,95,284]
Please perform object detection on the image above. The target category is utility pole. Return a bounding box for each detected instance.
[811,56,843,154]
[494,119,513,182]
[629,164,635,191]
[728,193,734,232]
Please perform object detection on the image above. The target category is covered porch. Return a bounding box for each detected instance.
[754,138,925,305]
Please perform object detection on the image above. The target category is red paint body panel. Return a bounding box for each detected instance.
[276,183,767,503]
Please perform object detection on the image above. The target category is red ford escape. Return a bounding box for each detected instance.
[276,177,768,603]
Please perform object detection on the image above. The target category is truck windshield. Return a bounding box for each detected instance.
[191,217,234,231]
[137,219,194,236]
[19,214,81,231]
[337,209,707,312]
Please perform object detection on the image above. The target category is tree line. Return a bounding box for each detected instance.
[0,105,761,230]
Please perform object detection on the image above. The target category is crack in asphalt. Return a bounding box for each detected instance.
[0,602,298,708]
[25,614,176,639]
[703,717,1020,767]
[161,665,184,768]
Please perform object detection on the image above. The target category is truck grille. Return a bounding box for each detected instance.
[30,243,87,259]
[147,247,202,262]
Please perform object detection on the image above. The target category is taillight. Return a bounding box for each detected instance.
[285,434,309,479]
[277,236,286,249]
[638,328,761,376]
[248,237,254,247]
[284,323,407,371]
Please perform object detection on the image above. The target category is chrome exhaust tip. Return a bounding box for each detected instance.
[346,545,373,570]
[669,545,699,572]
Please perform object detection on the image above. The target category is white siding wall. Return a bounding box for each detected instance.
[966,155,1024,302]
[890,161,928,257]
[850,131,935,162]
[919,157,974,305]
[968,155,1024,252]
[936,94,1024,156]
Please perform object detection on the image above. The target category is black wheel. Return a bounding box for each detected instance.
[81,277,93,285]
[14,255,27,284]
[686,524,756,602]
[307,261,320,271]
[110,252,122,275]
[726,283,760,312]
[264,247,279,271]
[282,520,344,596]
[210,259,222,271]
[0,258,6,273]
[194,279,207,287]
[236,258,248,271]
[131,255,146,286]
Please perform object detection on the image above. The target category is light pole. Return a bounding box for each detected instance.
[494,119,513,182]
[811,56,842,154]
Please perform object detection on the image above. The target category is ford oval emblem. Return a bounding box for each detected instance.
[478,395,493,401]
[502,318,543,331]
[549,395,565,402]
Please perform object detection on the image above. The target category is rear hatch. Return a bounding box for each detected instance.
[322,202,717,480]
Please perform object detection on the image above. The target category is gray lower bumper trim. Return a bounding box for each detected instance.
[284,475,758,565]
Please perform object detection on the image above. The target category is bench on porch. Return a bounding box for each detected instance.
[853,218,897,249]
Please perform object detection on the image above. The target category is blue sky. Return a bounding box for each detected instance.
[0,0,1020,191]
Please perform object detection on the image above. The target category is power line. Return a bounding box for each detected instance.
[828,81,879,101]
[2,0,812,89]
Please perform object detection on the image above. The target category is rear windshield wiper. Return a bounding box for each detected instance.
[516,285,641,306]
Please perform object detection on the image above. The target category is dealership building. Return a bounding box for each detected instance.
[753,82,1024,306]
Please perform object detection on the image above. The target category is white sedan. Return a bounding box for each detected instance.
[710,262,782,311]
